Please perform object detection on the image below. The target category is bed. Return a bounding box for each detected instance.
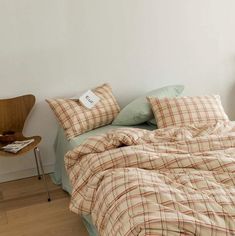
[48,85,235,235]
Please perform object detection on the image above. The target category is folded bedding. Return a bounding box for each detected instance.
[65,121,235,236]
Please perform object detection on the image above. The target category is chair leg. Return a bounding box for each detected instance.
[34,147,51,202]
[33,148,41,180]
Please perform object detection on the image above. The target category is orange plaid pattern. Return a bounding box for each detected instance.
[65,122,235,235]
[148,95,229,128]
[46,84,120,140]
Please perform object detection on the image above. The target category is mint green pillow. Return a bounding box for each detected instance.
[112,85,184,126]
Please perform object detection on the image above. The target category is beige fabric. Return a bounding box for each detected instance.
[65,121,235,236]
[148,95,229,128]
[46,84,120,140]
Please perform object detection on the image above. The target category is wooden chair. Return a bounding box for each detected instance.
[0,94,51,201]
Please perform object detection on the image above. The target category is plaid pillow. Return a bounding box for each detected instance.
[148,95,229,128]
[47,84,120,140]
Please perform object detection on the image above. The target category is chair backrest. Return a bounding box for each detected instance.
[0,94,35,134]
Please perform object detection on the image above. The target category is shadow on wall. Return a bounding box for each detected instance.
[226,53,235,120]
[227,82,235,120]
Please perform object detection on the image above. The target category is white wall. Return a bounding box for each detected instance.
[1,0,235,182]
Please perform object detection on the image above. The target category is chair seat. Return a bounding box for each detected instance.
[0,135,41,157]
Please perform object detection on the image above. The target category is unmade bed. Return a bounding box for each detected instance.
[48,85,235,235]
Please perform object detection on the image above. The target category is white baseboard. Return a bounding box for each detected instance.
[0,164,54,183]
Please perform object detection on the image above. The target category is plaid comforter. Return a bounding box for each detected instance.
[65,122,235,236]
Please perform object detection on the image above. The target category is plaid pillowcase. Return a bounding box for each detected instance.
[47,84,120,140]
[148,95,229,128]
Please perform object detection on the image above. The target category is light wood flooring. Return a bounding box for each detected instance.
[0,175,89,236]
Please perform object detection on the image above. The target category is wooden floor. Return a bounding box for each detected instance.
[0,175,89,236]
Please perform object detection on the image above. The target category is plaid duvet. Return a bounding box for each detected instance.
[65,121,235,236]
